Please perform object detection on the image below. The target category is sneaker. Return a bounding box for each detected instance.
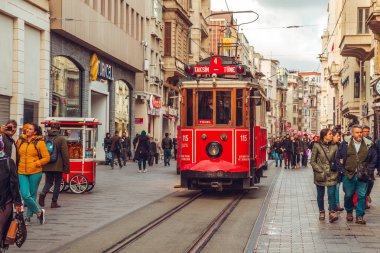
[355,217,366,224]
[138,170,142,173]
[335,205,344,212]
[24,217,31,226]
[368,195,372,203]
[51,202,61,208]
[38,209,45,224]
[143,169,147,173]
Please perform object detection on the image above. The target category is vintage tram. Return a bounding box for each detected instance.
[177,56,268,191]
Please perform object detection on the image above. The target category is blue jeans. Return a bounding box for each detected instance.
[335,183,341,206]
[343,175,368,218]
[316,185,336,211]
[19,173,42,218]
[164,149,172,165]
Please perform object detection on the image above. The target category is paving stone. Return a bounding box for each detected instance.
[256,164,380,253]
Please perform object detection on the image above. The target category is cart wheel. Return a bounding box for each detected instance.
[69,175,88,194]
[86,184,95,192]
[49,179,65,193]
[62,184,70,192]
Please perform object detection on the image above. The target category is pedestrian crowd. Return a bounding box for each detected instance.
[0,120,70,252]
[270,125,380,225]
[103,131,177,173]
[269,132,314,169]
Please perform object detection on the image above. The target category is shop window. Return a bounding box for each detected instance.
[24,100,38,124]
[52,56,82,117]
[115,80,130,134]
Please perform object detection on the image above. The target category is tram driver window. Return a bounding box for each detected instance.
[198,91,213,121]
[216,91,231,124]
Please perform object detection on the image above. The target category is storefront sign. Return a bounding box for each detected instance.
[135,118,143,124]
[90,53,113,81]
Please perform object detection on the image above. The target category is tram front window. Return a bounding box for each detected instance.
[198,91,213,122]
[216,91,231,124]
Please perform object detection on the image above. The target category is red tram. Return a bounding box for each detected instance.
[177,56,268,191]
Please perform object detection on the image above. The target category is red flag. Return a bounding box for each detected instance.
[331,42,334,52]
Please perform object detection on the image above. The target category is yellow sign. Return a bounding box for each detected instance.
[222,37,233,50]
[89,53,99,81]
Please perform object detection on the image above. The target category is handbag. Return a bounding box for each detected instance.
[320,144,337,172]
[15,212,27,248]
[5,219,18,245]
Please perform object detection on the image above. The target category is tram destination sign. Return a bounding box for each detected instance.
[193,57,236,75]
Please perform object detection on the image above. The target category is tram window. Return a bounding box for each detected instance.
[236,89,243,126]
[216,91,231,124]
[186,89,193,126]
[198,91,213,122]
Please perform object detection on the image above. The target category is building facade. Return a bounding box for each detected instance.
[0,0,50,128]
[50,0,145,161]
[322,0,373,134]
[161,0,192,138]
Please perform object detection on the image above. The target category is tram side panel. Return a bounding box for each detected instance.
[178,127,251,190]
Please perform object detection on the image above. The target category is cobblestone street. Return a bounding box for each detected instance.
[255,165,380,253]
[10,161,178,253]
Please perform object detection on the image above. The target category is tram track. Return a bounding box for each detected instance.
[103,191,204,253]
[185,192,246,253]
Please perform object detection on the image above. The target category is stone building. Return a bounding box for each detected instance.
[322,0,372,133]
[50,0,145,161]
[161,0,192,138]
[0,0,50,127]
[189,0,210,64]
[277,68,288,136]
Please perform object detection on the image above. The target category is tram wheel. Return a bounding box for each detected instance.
[69,175,89,194]
[49,179,66,193]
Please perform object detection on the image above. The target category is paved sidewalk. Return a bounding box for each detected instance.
[10,160,179,253]
[256,165,380,253]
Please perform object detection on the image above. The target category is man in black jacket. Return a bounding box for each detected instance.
[336,125,377,224]
[282,134,292,169]
[162,133,173,166]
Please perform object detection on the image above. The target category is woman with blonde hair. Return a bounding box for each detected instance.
[16,123,50,225]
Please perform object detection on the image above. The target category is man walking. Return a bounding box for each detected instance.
[110,131,123,169]
[148,137,158,166]
[336,125,377,224]
[162,133,173,166]
[121,132,131,166]
[283,134,292,169]
[39,122,70,208]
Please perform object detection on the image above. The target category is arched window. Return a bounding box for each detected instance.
[51,56,82,117]
[115,80,131,134]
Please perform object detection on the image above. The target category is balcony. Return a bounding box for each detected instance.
[339,34,372,60]
[368,3,380,35]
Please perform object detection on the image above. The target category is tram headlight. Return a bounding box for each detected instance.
[206,142,223,159]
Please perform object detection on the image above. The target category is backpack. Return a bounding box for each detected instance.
[44,136,58,163]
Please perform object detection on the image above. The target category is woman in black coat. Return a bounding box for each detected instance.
[0,140,22,251]
[135,131,150,173]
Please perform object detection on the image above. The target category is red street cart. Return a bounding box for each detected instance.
[41,117,101,194]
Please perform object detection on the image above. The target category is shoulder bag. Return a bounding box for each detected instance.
[320,144,337,172]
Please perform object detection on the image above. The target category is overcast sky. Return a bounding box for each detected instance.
[210,0,328,71]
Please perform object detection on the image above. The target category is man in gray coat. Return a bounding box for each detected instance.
[39,122,70,208]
